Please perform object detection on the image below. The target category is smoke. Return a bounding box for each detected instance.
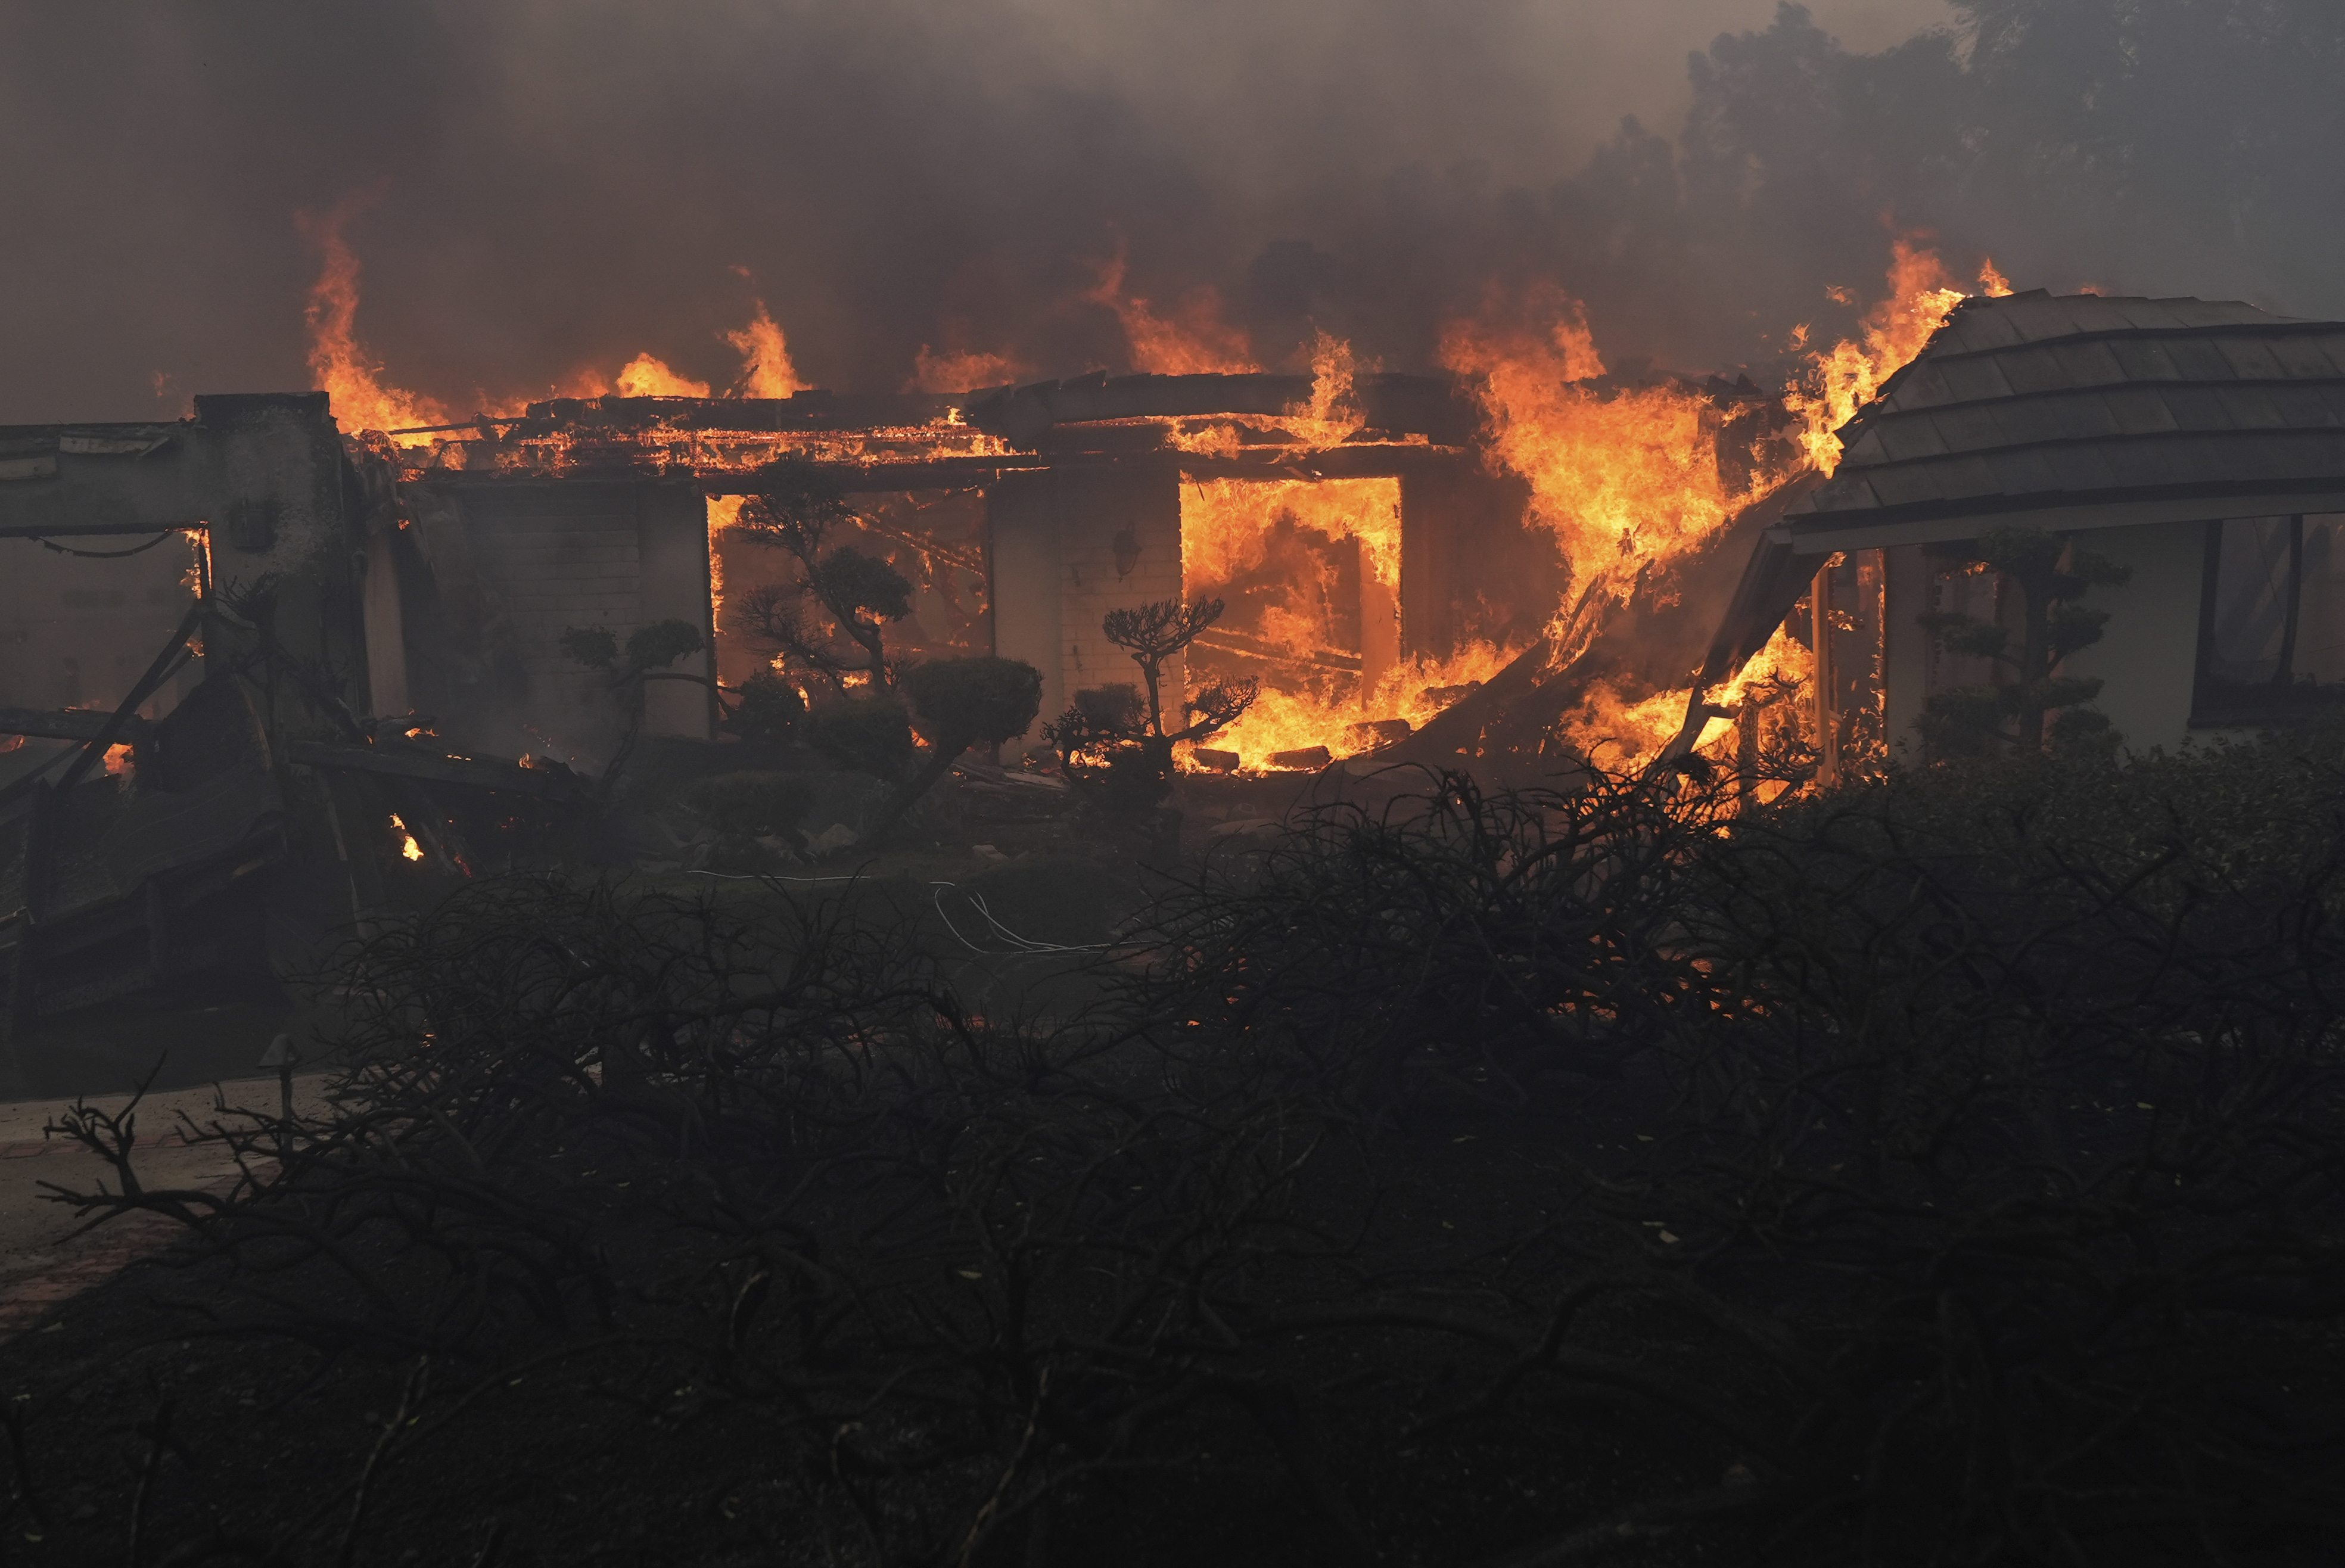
[7,1,2340,426]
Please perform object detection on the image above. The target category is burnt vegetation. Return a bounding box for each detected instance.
[10,728,2345,1567]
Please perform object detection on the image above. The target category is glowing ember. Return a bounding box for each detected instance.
[101,742,133,778]
[389,814,424,861]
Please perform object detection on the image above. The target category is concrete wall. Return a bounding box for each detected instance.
[445,482,715,755]
[0,394,365,743]
[987,474,1062,747]
[635,487,714,741]
[987,463,1184,746]
[2054,519,2207,755]
[0,537,203,718]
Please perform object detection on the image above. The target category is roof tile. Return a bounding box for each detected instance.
[2049,340,2126,388]
[2103,385,2182,436]
[1938,356,2016,402]
[2266,384,2337,428]
[1952,311,2024,352]
[1989,447,2063,497]
[1840,427,1890,466]
[1858,465,1938,508]
[2109,339,2184,381]
[1933,403,2006,452]
[2047,445,2122,493]
[2164,338,2240,381]
[1893,361,1957,410]
[2222,386,2287,430]
[1873,417,1950,462]
[2098,438,2173,490]
[2160,385,2235,431]
[2002,297,2095,341]
[2268,333,2342,378]
[2215,338,2287,379]
[1997,347,2069,396]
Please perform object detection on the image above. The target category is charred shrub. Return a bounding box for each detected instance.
[30,741,2345,1566]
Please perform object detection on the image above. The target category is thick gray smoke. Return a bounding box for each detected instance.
[5,1,2339,426]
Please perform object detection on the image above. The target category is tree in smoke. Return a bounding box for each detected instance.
[730,458,913,695]
[1046,596,1259,822]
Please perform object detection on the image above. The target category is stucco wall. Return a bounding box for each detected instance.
[2055,519,2207,756]
[985,464,1184,749]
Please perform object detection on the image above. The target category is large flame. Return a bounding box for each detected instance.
[1443,239,2008,776]
[724,301,806,398]
[1087,242,1258,375]
[297,196,449,444]
[1783,239,2008,475]
[1180,475,1516,771]
[614,354,712,399]
[1440,279,1752,609]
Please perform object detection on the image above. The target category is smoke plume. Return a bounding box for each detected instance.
[5,1,2341,425]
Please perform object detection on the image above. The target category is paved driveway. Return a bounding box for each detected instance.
[0,1075,329,1340]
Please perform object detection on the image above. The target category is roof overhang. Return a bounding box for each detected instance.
[1779,481,2345,553]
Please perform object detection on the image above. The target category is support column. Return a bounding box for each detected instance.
[360,525,409,720]
[1810,564,1838,786]
[986,472,1063,749]
[1399,467,1464,661]
[1360,549,1399,705]
[1880,544,1932,762]
[636,485,714,741]
[1059,462,1183,729]
[986,463,1185,748]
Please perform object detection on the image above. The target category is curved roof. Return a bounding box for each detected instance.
[1781,289,2345,551]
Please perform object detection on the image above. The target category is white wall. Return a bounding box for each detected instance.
[0,535,203,717]
[2049,519,2207,756]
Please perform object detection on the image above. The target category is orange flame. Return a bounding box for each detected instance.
[1440,279,1753,608]
[1180,476,1518,771]
[1087,242,1258,375]
[297,194,449,443]
[1193,640,1519,771]
[1784,238,1971,475]
[910,343,1030,393]
[1183,477,1397,591]
[725,301,806,398]
[614,354,711,399]
[389,814,425,861]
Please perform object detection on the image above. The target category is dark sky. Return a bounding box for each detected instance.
[11,1,2339,426]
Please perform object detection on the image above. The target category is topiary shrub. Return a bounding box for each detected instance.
[805,696,915,781]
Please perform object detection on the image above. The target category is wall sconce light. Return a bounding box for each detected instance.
[1112,525,1142,580]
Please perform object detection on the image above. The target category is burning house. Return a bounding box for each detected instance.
[0,360,1581,1038]
[1695,289,2345,771]
[18,263,2330,1040]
